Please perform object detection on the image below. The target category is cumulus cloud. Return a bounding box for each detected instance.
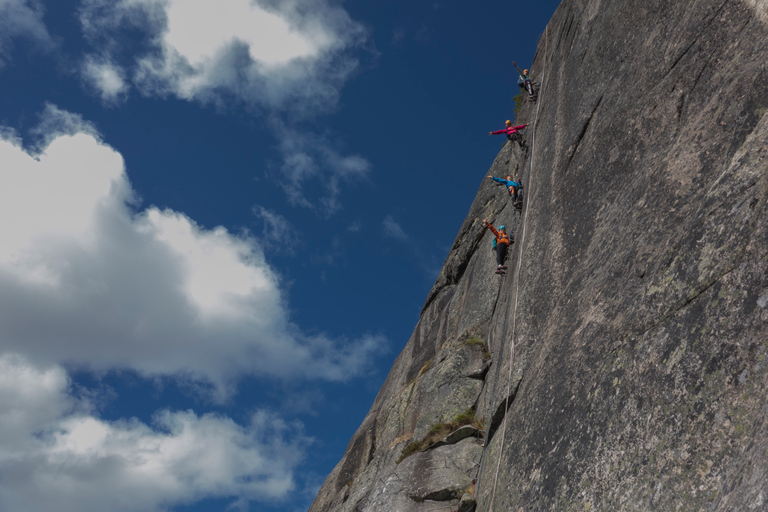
[77,0,371,211]
[0,108,384,394]
[383,215,408,241]
[78,0,368,113]
[0,0,54,68]
[0,354,308,511]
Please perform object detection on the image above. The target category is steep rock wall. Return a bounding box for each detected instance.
[310,0,768,510]
[310,138,528,512]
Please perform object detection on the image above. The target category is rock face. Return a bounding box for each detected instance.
[309,0,768,511]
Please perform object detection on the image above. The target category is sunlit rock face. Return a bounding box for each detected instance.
[309,0,768,510]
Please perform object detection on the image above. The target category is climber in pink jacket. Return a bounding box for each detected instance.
[489,120,528,149]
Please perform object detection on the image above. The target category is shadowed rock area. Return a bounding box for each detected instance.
[309,0,768,510]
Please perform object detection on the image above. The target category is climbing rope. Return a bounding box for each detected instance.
[486,25,549,512]
[473,25,550,512]
[478,80,538,435]
[476,239,516,481]
[473,113,535,510]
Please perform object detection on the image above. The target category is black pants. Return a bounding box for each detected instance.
[507,132,524,149]
[521,80,534,96]
[496,242,508,266]
[508,186,519,203]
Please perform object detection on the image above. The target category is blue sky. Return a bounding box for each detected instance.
[0,1,558,510]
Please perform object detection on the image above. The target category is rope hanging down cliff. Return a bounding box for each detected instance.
[475,121,534,487]
[472,108,535,511]
[474,24,550,512]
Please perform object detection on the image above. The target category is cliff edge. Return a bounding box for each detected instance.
[310,0,768,510]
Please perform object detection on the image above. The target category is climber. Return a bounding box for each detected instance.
[488,175,523,209]
[513,61,536,99]
[483,219,514,274]
[489,120,528,149]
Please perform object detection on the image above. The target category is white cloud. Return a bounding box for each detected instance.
[83,56,129,104]
[77,0,371,212]
[79,0,368,113]
[77,0,372,214]
[0,0,54,68]
[164,0,322,66]
[0,108,384,394]
[0,354,308,512]
[383,215,408,241]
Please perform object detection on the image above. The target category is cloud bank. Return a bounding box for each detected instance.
[0,354,308,512]
[0,107,383,393]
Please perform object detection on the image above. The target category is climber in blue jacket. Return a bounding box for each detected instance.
[488,174,523,208]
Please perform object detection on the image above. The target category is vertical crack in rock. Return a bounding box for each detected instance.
[485,378,523,445]
[661,0,730,81]
[367,424,377,466]
[565,93,603,171]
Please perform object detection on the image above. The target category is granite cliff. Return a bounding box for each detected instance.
[310,0,768,510]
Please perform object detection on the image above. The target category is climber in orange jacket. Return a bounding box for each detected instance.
[489,120,528,149]
[483,219,514,274]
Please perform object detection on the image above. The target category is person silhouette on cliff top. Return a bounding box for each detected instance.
[483,219,514,274]
[489,120,528,149]
[488,174,524,209]
[513,61,536,100]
